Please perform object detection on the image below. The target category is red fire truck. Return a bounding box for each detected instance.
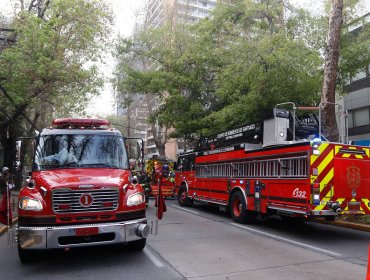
[12,119,150,262]
[175,106,370,223]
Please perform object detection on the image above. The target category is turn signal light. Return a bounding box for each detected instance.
[312,183,320,206]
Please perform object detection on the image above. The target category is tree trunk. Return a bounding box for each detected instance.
[147,95,168,158]
[156,143,166,157]
[321,0,343,142]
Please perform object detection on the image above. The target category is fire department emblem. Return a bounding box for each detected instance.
[346,165,361,189]
[79,193,94,207]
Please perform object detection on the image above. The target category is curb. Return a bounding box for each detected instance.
[0,217,18,235]
[0,190,19,236]
[313,218,370,232]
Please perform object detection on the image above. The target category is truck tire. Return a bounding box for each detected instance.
[128,238,146,251]
[178,186,193,207]
[230,191,256,223]
[18,245,36,263]
[281,215,306,225]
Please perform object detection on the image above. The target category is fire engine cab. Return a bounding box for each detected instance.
[175,105,370,223]
[13,118,150,262]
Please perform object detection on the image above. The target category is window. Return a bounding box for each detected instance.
[198,9,209,17]
[354,107,370,126]
[34,134,129,170]
[352,69,367,82]
[178,154,195,171]
[348,21,362,32]
[349,108,370,128]
[348,111,354,128]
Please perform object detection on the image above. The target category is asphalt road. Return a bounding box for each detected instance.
[0,198,369,280]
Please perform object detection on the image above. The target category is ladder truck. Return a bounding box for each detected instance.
[175,104,370,223]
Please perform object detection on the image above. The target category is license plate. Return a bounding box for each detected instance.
[348,202,360,212]
[75,227,98,236]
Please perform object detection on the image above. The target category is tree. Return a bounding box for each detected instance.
[321,0,343,141]
[114,0,369,147]
[0,0,113,171]
[116,0,321,138]
[113,1,197,156]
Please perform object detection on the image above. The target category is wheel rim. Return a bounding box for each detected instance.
[180,190,187,202]
[232,196,242,217]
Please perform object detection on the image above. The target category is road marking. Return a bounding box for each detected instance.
[231,223,342,257]
[171,205,200,215]
[144,247,165,268]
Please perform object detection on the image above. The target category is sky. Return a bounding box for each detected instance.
[87,0,146,117]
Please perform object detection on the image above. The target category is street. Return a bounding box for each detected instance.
[0,198,369,280]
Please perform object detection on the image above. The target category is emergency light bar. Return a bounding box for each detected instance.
[52,118,110,129]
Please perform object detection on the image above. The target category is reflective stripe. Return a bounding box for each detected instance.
[311,144,334,211]
[311,143,330,165]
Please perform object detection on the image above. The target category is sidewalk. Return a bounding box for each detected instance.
[0,190,19,235]
[313,217,370,232]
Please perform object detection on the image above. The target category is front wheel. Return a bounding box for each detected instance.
[177,186,194,207]
[128,238,146,251]
[18,245,37,263]
[230,191,256,223]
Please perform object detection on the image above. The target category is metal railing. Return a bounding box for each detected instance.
[196,155,308,179]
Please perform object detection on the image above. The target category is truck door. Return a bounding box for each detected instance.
[334,150,370,214]
[176,154,196,196]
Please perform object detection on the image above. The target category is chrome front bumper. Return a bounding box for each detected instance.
[18,218,148,250]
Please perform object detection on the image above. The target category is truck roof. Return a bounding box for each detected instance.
[40,128,123,137]
[40,118,123,137]
[52,118,110,129]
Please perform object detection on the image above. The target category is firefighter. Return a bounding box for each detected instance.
[0,167,14,193]
[0,167,13,225]
[161,164,169,178]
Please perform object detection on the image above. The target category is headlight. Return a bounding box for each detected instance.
[127,192,145,206]
[19,197,43,211]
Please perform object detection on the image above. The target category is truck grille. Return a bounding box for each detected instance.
[52,188,119,213]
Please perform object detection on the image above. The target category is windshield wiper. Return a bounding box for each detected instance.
[36,164,60,170]
[59,162,79,168]
[78,163,119,169]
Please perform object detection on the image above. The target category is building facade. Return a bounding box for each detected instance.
[124,0,218,160]
[148,0,217,28]
[343,13,370,145]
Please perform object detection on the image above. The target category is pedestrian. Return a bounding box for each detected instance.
[0,167,14,192]
[0,167,13,225]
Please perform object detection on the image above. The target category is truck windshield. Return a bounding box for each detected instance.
[33,134,129,170]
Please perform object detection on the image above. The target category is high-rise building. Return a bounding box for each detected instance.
[130,0,219,159]
[148,0,217,27]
